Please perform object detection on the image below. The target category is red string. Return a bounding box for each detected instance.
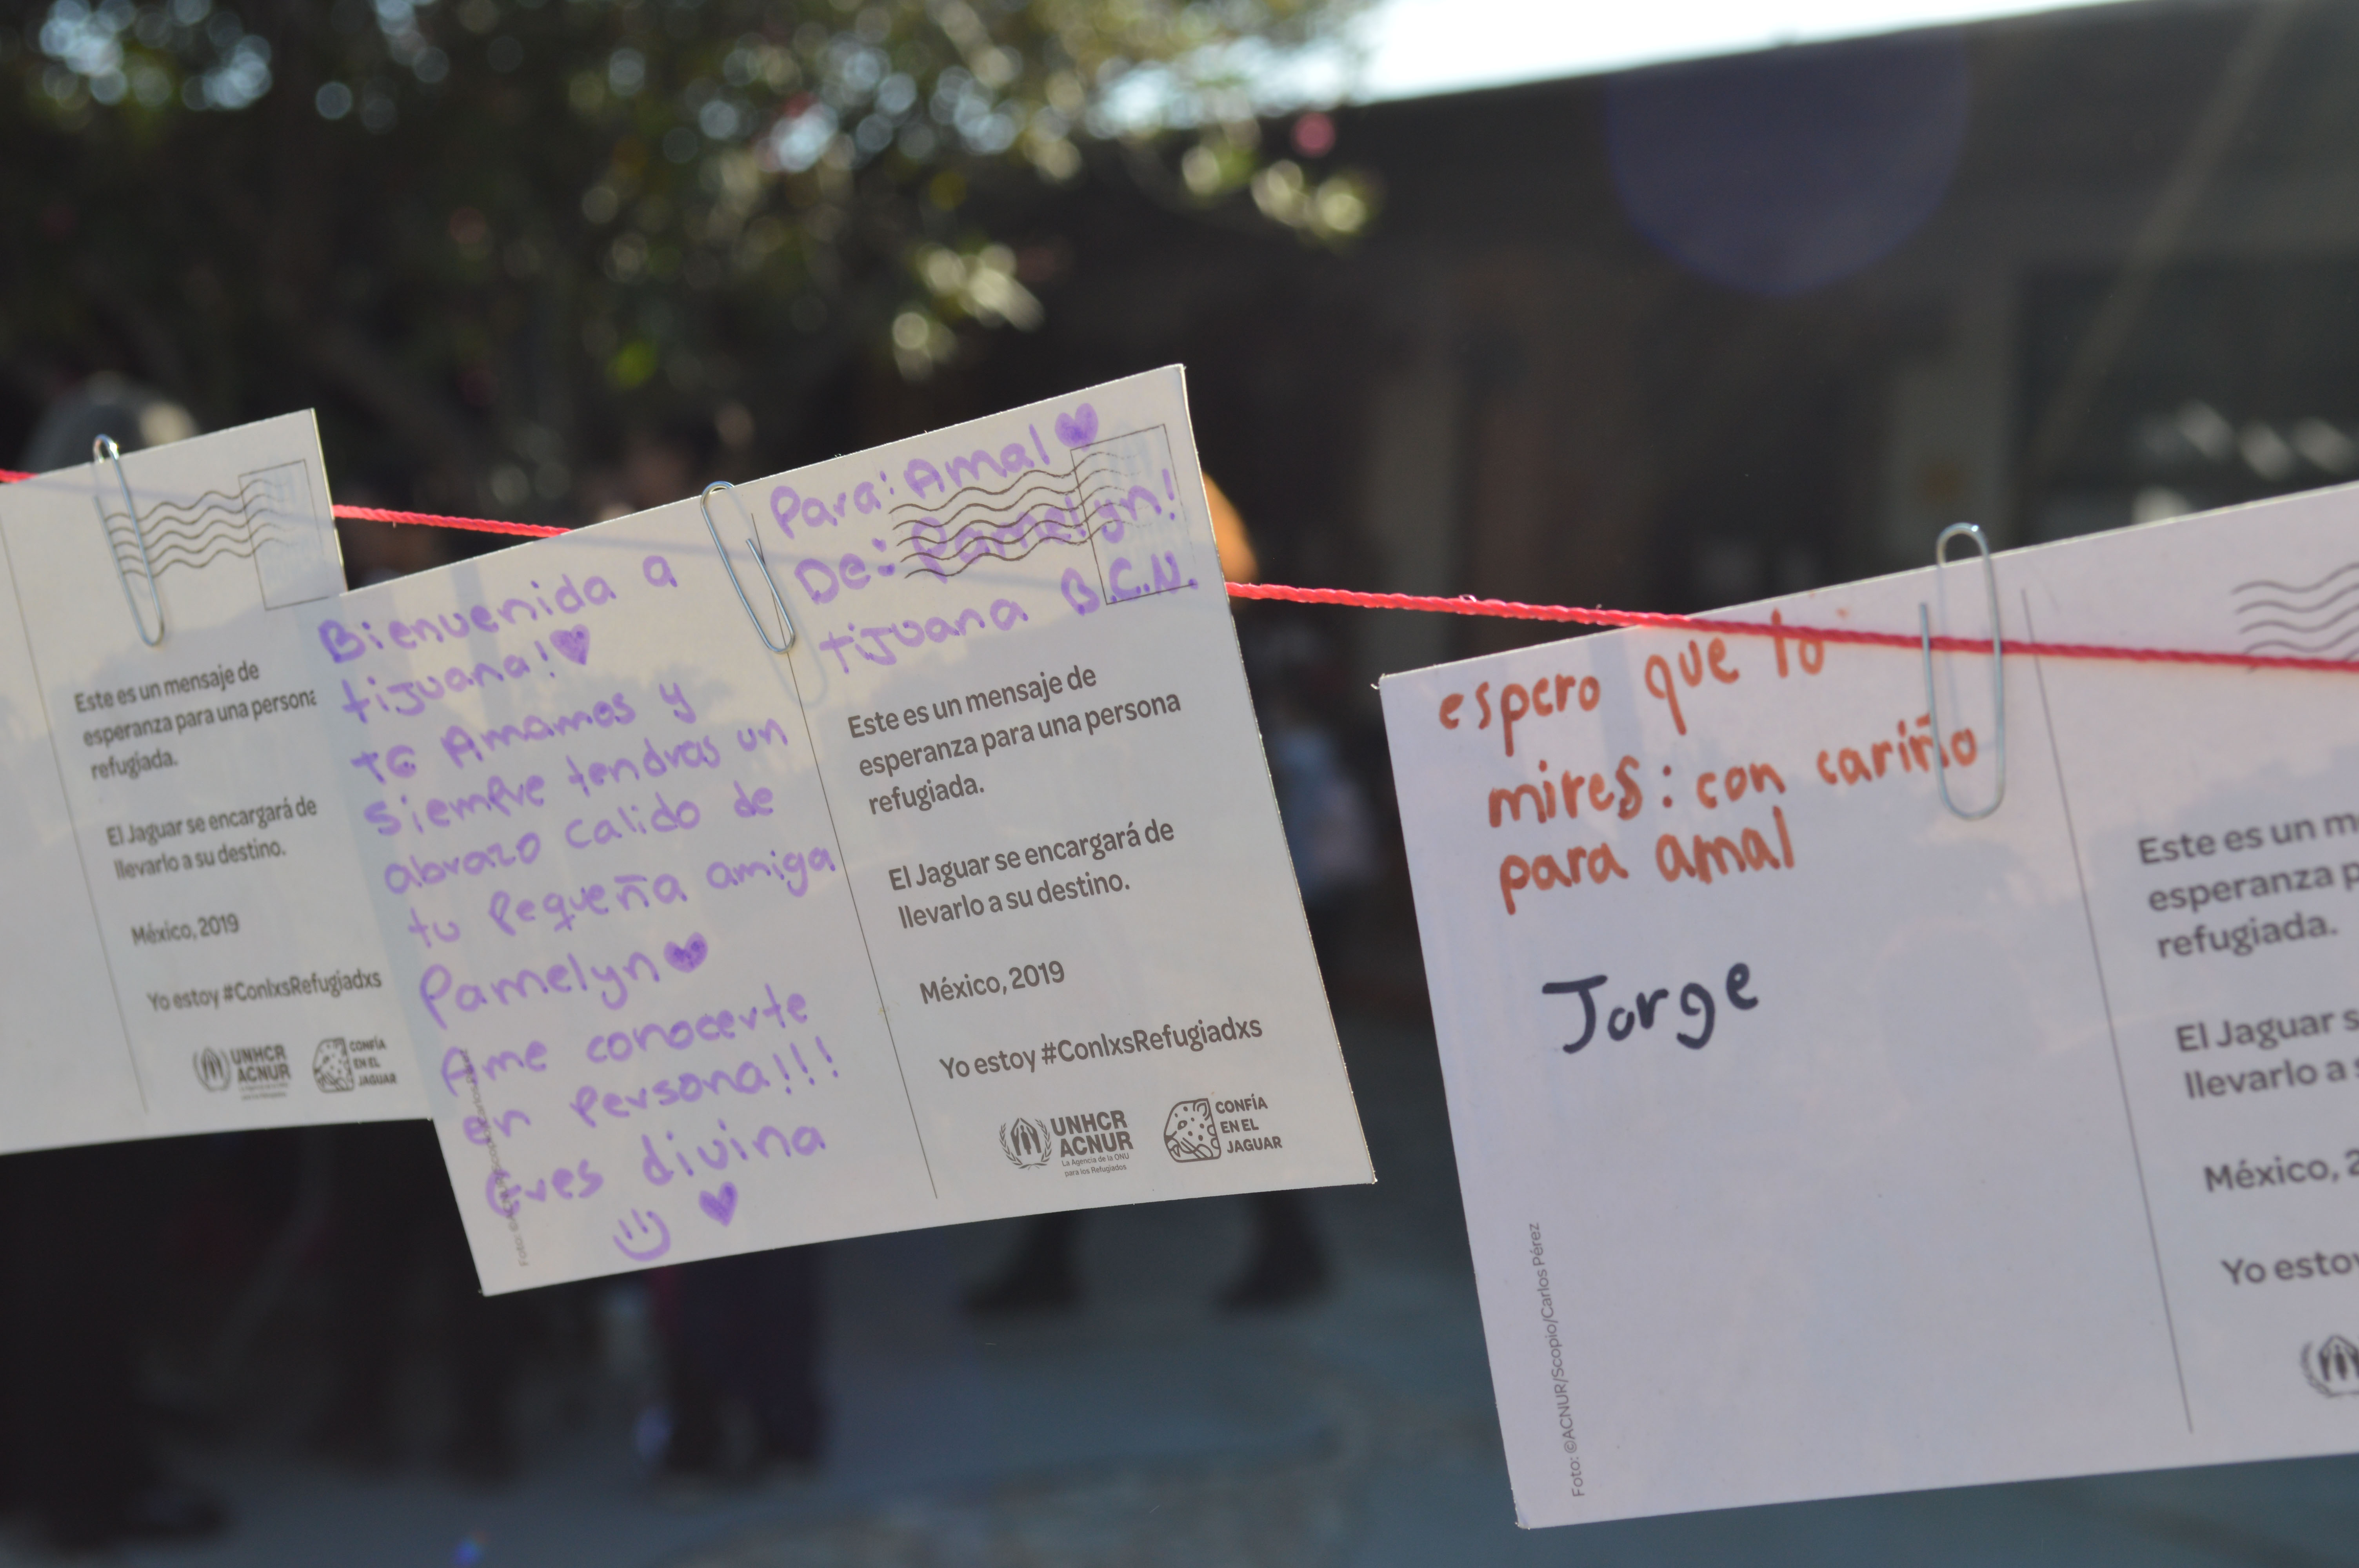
[1224,582,2359,676]
[4,467,2348,676]
[0,471,565,537]
[330,503,565,539]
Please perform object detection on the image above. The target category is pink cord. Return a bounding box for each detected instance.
[5,468,2345,675]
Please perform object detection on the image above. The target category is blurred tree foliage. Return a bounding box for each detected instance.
[3,0,1374,513]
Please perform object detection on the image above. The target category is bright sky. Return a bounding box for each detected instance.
[1342,0,2139,100]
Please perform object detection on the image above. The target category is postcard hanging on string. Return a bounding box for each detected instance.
[304,368,1371,1292]
[1384,490,2359,1527]
[0,414,423,1151]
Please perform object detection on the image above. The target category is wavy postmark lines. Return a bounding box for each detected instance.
[2235,560,2359,660]
[102,459,338,608]
[894,449,1180,583]
[892,463,1100,580]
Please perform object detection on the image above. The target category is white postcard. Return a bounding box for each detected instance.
[304,369,1370,1292]
[0,415,422,1151]
[1384,487,2359,1525]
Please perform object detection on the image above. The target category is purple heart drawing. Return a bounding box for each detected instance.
[698,1183,738,1225]
[663,933,708,973]
[551,625,591,664]
[1052,403,1098,448]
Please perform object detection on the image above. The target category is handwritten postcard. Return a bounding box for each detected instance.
[0,415,422,1152]
[305,369,1370,1292]
[1383,488,2359,1525]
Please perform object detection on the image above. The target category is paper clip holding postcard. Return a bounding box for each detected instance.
[304,368,1371,1294]
[1920,521,2004,820]
[1384,487,2359,1528]
[0,414,424,1153]
[93,435,167,647]
[698,480,796,654]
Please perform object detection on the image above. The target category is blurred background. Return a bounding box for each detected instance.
[9,0,2359,1561]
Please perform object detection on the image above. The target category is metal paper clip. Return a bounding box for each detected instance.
[93,434,165,646]
[699,480,796,653]
[1919,521,2003,820]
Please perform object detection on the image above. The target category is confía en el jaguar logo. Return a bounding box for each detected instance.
[1163,1099,1219,1162]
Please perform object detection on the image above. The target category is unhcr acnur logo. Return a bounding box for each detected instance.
[2303,1334,2359,1396]
[999,1116,1051,1168]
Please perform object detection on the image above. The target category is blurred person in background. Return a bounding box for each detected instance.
[0,381,225,1551]
[1255,628,1382,981]
[967,478,1347,1315]
[0,1136,226,1550]
[314,1123,535,1483]
[318,493,541,1485]
[579,410,751,525]
[648,1249,827,1480]
[599,407,833,1481]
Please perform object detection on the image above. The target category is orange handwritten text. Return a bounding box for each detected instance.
[1655,806,1796,885]
[1488,755,1642,826]
[1498,843,1632,915]
[1442,673,1604,755]
[1768,610,1825,677]
[1816,714,1976,787]
[1641,637,1741,736]
[1694,762,1785,809]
